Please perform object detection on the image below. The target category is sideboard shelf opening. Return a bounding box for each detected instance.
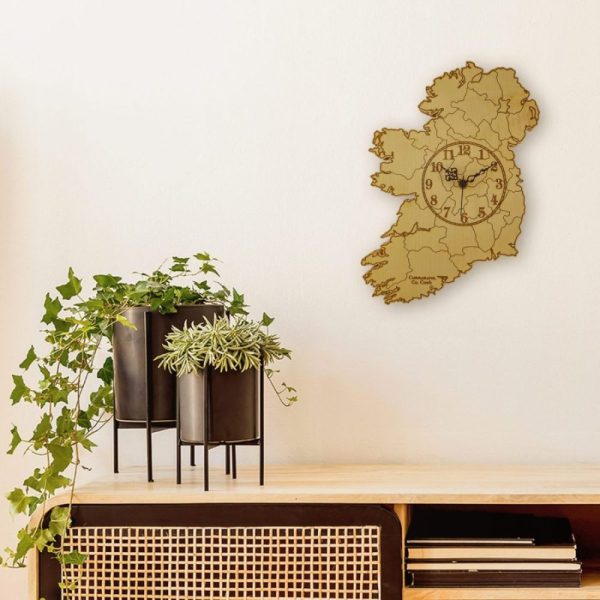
[402,503,600,600]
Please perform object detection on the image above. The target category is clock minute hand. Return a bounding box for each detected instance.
[466,161,497,184]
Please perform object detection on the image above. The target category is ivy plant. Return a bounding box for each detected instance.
[157,315,298,406]
[2,253,288,596]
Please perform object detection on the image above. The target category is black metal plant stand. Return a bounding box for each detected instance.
[176,358,265,491]
[113,312,197,483]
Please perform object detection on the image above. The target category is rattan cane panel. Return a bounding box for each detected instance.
[62,525,382,599]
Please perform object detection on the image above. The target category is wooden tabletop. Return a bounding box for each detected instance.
[44,464,600,509]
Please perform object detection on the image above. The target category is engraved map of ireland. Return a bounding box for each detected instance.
[362,62,539,303]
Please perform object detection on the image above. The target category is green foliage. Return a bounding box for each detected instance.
[62,549,87,565]
[261,312,274,327]
[19,346,37,370]
[4,252,296,596]
[97,357,113,385]
[7,425,22,455]
[157,316,298,406]
[10,375,29,404]
[56,268,82,300]
[41,294,62,324]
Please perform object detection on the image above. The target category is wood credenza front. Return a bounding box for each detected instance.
[29,464,600,599]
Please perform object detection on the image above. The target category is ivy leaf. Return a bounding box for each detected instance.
[170,257,189,272]
[93,274,122,288]
[56,267,82,300]
[7,425,22,455]
[34,528,56,552]
[41,294,62,324]
[10,375,28,404]
[228,288,248,316]
[48,443,73,472]
[32,413,52,445]
[14,530,34,561]
[77,410,91,429]
[53,318,71,333]
[23,468,69,494]
[149,297,163,311]
[133,280,150,293]
[63,550,87,565]
[261,313,274,327]
[200,262,219,276]
[79,437,98,452]
[46,473,71,494]
[194,251,211,261]
[195,280,210,293]
[23,469,43,492]
[56,408,75,436]
[6,488,32,515]
[48,506,71,537]
[97,357,114,385]
[78,298,104,312]
[19,346,37,370]
[89,384,113,411]
[115,314,136,329]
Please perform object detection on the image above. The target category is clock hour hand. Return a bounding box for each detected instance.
[466,161,497,184]
[441,166,458,182]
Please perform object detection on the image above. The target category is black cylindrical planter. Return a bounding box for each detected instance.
[178,369,258,443]
[113,304,224,422]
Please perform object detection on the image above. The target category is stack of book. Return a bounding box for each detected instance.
[405,508,581,588]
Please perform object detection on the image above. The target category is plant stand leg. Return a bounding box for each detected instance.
[259,356,265,486]
[203,367,210,492]
[144,311,154,483]
[232,445,237,480]
[146,421,153,483]
[113,418,119,474]
[190,445,195,467]
[225,444,231,475]
[203,441,209,492]
[176,371,182,484]
[176,440,181,485]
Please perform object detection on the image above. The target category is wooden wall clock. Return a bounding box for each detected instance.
[362,61,539,303]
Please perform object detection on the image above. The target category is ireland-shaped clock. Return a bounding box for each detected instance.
[362,62,539,304]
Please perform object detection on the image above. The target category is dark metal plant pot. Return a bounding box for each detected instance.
[178,369,258,443]
[113,304,224,423]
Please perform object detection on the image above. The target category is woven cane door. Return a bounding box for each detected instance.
[38,504,402,600]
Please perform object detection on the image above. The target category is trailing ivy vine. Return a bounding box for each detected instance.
[1,253,268,595]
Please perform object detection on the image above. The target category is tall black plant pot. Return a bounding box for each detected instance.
[112,303,224,481]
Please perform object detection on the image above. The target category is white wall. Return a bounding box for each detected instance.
[1,0,599,592]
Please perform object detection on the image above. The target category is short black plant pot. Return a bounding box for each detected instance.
[113,304,224,423]
[178,369,258,444]
[175,364,265,491]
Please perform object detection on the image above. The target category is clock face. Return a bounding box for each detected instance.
[421,141,507,226]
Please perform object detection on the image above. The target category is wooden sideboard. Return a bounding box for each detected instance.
[29,464,600,599]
